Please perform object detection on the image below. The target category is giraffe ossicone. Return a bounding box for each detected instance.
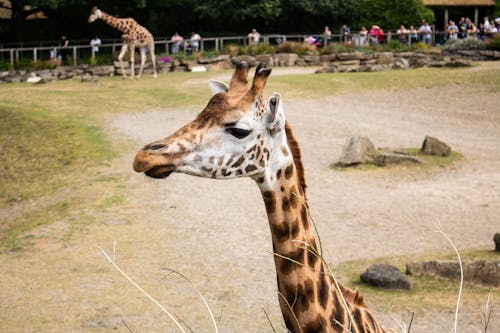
[133,63,397,333]
[88,6,157,79]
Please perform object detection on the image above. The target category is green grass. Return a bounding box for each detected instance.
[334,248,499,313]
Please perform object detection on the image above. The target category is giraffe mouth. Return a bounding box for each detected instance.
[144,165,176,179]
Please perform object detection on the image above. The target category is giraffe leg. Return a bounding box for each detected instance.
[138,47,146,79]
[129,44,136,79]
[118,44,128,78]
[149,43,157,78]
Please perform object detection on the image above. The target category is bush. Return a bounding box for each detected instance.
[441,37,486,52]
[485,34,500,51]
[275,42,316,55]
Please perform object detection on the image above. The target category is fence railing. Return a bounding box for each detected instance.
[1,31,495,68]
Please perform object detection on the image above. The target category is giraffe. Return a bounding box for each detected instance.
[133,62,398,333]
[88,6,157,79]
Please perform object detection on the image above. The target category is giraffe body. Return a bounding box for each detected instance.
[88,7,157,78]
[133,63,397,332]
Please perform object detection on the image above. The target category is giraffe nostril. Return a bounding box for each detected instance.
[144,143,165,151]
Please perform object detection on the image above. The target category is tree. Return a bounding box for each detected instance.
[359,0,434,30]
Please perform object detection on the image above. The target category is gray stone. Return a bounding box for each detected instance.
[320,54,336,62]
[494,233,500,252]
[90,65,114,76]
[445,58,472,67]
[373,153,422,166]
[274,53,299,67]
[338,136,375,166]
[421,136,451,156]
[376,52,394,65]
[26,76,43,84]
[392,57,410,70]
[361,264,411,290]
[406,260,500,286]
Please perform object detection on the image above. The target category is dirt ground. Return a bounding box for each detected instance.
[1,64,499,333]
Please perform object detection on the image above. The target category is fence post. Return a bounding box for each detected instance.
[72,46,77,66]
[33,48,37,62]
[10,49,14,67]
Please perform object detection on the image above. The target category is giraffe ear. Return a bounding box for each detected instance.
[208,80,229,96]
[268,92,285,135]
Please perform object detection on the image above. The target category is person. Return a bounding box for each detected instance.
[322,26,331,47]
[358,26,368,46]
[447,20,458,40]
[397,25,408,44]
[483,16,492,32]
[304,35,320,47]
[419,19,432,45]
[58,35,69,64]
[189,32,201,52]
[458,17,467,38]
[340,24,351,44]
[409,25,418,44]
[248,28,260,46]
[90,36,101,57]
[170,32,184,54]
[377,27,385,44]
[369,25,379,45]
[465,18,477,37]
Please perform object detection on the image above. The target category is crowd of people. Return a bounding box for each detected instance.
[304,16,499,48]
[53,15,499,63]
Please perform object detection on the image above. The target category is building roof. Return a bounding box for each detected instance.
[423,0,494,5]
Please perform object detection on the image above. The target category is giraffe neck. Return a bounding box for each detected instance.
[255,125,391,333]
[99,11,134,34]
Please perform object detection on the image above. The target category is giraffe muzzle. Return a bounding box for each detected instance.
[144,165,176,179]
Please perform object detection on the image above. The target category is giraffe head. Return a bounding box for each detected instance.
[88,6,102,23]
[133,62,288,183]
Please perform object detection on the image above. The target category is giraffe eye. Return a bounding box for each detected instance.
[225,127,252,139]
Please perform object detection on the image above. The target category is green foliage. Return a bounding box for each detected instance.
[359,0,435,29]
[485,34,500,51]
[441,37,486,52]
[275,42,316,55]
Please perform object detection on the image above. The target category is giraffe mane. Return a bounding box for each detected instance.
[284,121,307,195]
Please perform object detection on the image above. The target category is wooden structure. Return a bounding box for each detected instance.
[423,0,496,26]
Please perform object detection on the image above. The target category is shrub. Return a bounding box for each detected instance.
[485,34,500,51]
[276,42,316,55]
[441,37,486,52]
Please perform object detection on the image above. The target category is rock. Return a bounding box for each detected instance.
[445,58,472,67]
[421,136,451,156]
[338,136,375,166]
[406,260,500,287]
[373,153,422,166]
[274,53,299,67]
[494,233,500,252]
[90,65,114,76]
[80,73,96,82]
[376,52,394,65]
[392,57,409,70]
[198,54,230,64]
[26,76,43,84]
[191,66,207,72]
[360,264,411,290]
[232,55,257,67]
[320,54,336,62]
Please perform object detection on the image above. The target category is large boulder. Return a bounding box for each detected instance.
[338,136,375,166]
[406,260,500,286]
[421,136,451,156]
[361,264,411,290]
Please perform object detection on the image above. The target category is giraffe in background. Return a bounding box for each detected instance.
[133,62,398,332]
[88,6,157,78]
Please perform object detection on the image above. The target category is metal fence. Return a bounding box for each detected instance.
[0,31,494,68]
